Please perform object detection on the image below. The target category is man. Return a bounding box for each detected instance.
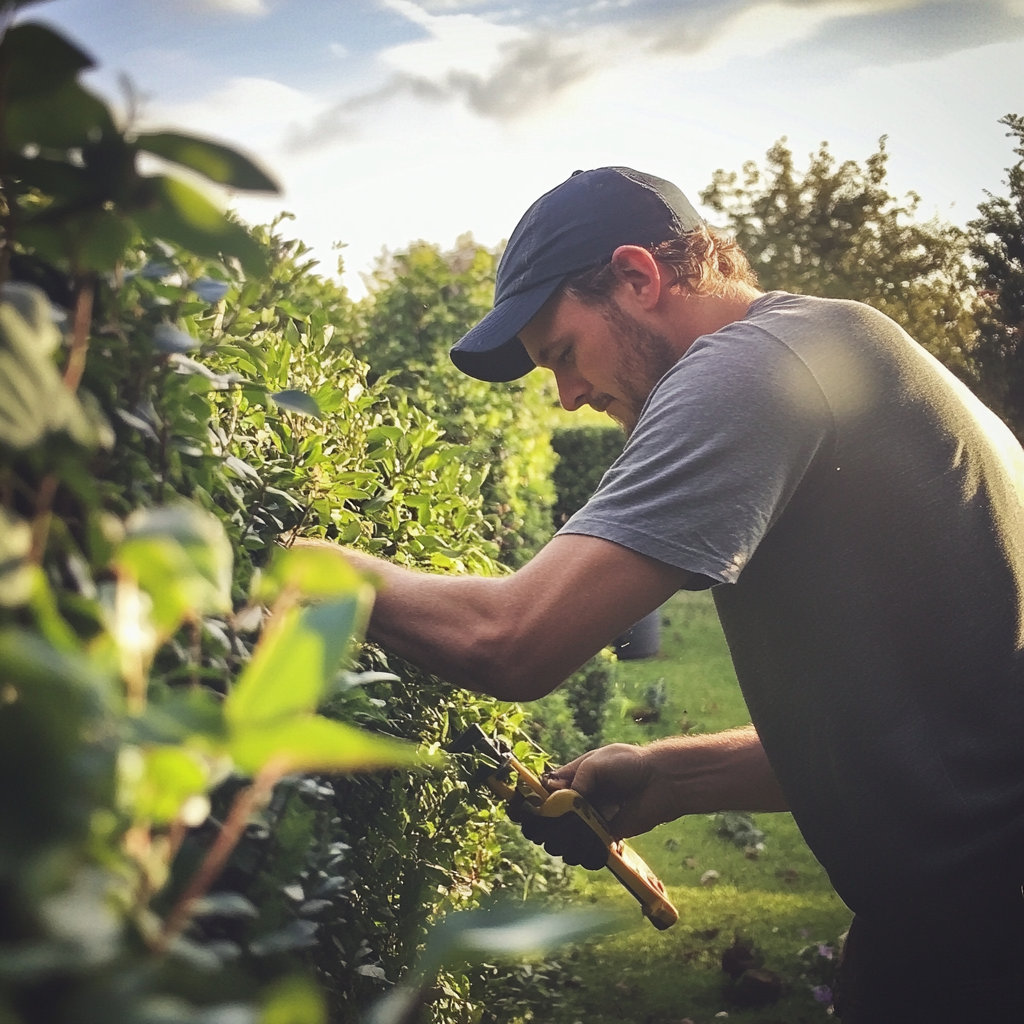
[337,167,1024,1021]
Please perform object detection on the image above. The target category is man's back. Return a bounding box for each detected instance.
[562,292,1024,914]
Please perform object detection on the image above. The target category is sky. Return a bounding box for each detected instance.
[20,0,1024,296]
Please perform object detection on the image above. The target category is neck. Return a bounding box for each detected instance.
[668,283,763,357]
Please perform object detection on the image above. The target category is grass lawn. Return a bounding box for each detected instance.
[527,592,854,1024]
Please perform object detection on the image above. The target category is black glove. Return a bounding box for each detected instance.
[506,789,609,871]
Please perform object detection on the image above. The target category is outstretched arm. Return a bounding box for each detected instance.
[545,726,789,839]
[299,533,694,702]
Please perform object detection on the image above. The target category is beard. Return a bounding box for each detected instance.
[599,301,679,435]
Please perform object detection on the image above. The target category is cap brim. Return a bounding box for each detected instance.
[450,277,561,382]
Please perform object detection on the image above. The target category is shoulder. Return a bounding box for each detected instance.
[644,293,831,418]
[738,291,901,347]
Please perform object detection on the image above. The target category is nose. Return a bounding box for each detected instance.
[556,371,590,412]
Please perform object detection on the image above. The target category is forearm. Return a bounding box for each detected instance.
[643,725,789,816]
[339,546,513,693]
[294,535,691,702]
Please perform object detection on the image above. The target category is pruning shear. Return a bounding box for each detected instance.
[450,724,678,931]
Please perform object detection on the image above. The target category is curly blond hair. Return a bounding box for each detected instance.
[563,227,758,302]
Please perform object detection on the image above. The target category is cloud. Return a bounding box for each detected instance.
[144,76,314,147]
[285,0,1020,149]
[794,0,1024,66]
[287,32,592,149]
[182,0,270,14]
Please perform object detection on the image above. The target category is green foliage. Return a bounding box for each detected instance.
[969,114,1024,437]
[368,904,618,1024]
[523,655,616,764]
[0,21,577,1024]
[700,137,978,379]
[550,426,625,528]
[523,688,590,766]
[0,477,411,1024]
[0,22,277,278]
[358,236,558,568]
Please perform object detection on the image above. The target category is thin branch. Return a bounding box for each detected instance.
[62,275,95,392]
[155,761,283,953]
[28,473,58,564]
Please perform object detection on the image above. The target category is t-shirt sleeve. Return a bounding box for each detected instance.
[557,322,833,585]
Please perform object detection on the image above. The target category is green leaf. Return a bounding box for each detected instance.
[128,687,226,745]
[0,22,94,103]
[228,713,425,776]
[21,208,133,274]
[366,425,403,444]
[0,289,98,449]
[135,131,280,193]
[5,77,115,150]
[256,544,367,604]
[225,597,367,730]
[122,745,208,825]
[275,299,308,321]
[366,906,619,1024]
[0,508,33,608]
[6,152,91,200]
[0,629,117,858]
[132,175,268,278]
[116,503,233,632]
[418,905,620,978]
[271,390,321,418]
[260,975,326,1024]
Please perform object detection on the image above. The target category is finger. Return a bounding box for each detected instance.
[519,812,549,844]
[542,750,595,790]
[505,790,527,824]
[570,744,646,805]
[516,805,609,869]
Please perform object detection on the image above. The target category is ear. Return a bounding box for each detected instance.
[609,245,669,311]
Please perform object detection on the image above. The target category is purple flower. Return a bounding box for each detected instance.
[799,928,810,938]
[812,985,833,1004]
[817,944,834,960]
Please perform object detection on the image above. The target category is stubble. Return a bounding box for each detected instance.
[600,300,679,435]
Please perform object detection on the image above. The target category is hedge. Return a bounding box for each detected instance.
[0,23,571,1024]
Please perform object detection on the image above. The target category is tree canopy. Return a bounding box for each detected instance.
[700,137,978,379]
[969,115,1024,437]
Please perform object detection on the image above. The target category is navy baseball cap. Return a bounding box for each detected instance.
[450,166,705,382]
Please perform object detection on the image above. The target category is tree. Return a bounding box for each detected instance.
[700,137,977,379]
[969,114,1024,437]
[358,236,557,568]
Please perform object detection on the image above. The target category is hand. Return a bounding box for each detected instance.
[544,743,667,839]
[506,743,662,871]
[506,788,609,870]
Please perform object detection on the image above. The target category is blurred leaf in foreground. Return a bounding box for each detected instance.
[366,905,621,1024]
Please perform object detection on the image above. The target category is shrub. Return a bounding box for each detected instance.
[699,137,979,381]
[0,22,568,1024]
[550,426,625,527]
[358,238,558,568]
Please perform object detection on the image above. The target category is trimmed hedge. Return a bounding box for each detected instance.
[550,426,625,527]
[0,24,566,1024]
[358,238,558,569]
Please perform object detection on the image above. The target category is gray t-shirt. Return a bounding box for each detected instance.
[560,291,1024,915]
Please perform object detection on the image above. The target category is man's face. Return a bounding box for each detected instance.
[518,290,678,434]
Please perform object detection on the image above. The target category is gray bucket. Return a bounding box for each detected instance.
[613,607,662,660]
